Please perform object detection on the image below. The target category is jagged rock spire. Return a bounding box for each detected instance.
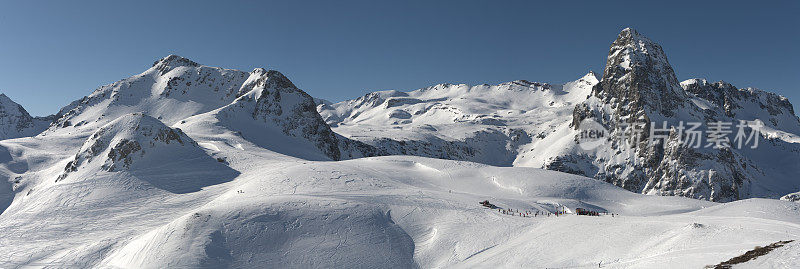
[592,28,687,119]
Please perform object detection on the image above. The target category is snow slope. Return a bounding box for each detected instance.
[1,145,798,267]
[319,73,599,166]
[0,46,797,267]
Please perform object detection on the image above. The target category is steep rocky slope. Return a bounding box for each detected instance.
[175,68,377,161]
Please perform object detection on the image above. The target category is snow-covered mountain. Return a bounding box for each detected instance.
[0,94,51,140]
[319,73,599,166]
[321,28,800,202]
[551,29,800,202]
[50,55,246,132]
[44,55,374,161]
[174,67,376,161]
[0,30,798,267]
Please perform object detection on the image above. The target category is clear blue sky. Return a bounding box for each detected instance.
[1,0,798,116]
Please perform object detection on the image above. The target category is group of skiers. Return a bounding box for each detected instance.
[483,200,615,218]
[497,208,565,218]
[576,208,601,216]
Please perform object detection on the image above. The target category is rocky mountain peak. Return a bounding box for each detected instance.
[263,70,296,89]
[224,68,346,160]
[618,27,646,41]
[152,54,199,68]
[0,94,30,118]
[590,28,687,120]
[251,67,267,74]
[562,29,800,202]
[0,93,51,139]
[152,55,200,75]
[237,69,297,97]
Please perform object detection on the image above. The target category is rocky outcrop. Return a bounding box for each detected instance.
[58,113,195,181]
[782,192,800,203]
[54,113,240,194]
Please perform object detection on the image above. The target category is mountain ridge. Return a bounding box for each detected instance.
[1,29,799,268]
[321,28,800,202]
[0,29,798,202]
[33,54,378,161]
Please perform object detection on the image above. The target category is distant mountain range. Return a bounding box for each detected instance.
[1,28,798,202]
[2,28,799,268]
[320,28,800,202]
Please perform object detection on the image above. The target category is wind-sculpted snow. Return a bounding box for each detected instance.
[3,152,799,268]
[102,199,416,268]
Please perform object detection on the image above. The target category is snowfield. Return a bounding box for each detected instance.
[1,28,799,268]
[1,130,798,267]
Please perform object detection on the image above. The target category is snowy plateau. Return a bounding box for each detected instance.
[0,28,799,268]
